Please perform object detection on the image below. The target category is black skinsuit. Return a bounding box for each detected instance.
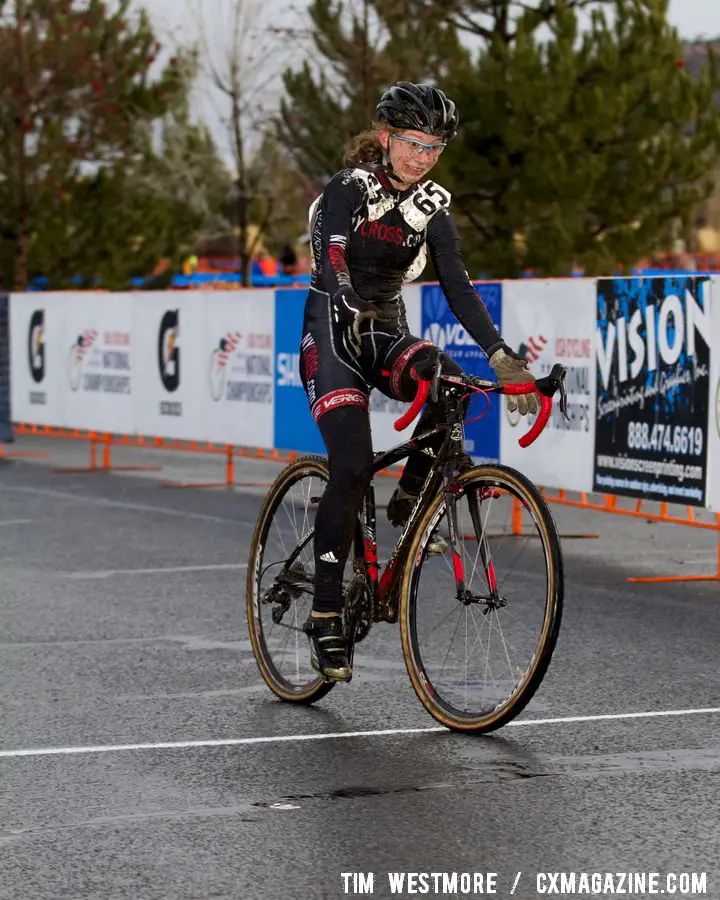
[300,163,506,612]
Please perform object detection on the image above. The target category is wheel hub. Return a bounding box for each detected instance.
[459,589,507,610]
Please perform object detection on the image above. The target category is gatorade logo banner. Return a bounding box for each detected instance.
[10,293,67,427]
[133,293,209,441]
[158,309,180,394]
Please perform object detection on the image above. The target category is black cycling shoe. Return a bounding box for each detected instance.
[386,488,415,528]
[304,614,352,682]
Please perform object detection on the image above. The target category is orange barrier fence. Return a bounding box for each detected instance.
[6,424,404,487]
[5,424,718,583]
[512,489,720,584]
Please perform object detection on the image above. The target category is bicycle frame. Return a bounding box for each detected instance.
[352,361,569,621]
[354,383,469,621]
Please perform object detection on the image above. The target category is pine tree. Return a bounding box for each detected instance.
[277,0,720,277]
[437,0,720,276]
[28,105,233,290]
[0,0,186,289]
[276,0,464,185]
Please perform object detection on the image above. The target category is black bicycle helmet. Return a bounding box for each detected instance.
[376,81,459,141]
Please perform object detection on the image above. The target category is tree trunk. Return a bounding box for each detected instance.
[13,221,30,292]
[229,77,251,288]
[236,183,249,288]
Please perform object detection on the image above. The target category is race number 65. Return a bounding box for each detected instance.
[413,184,451,215]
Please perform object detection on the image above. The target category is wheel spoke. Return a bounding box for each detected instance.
[247,461,330,699]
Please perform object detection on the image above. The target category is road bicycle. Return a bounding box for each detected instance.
[246,351,569,733]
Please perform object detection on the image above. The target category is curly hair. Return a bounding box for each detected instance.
[343,122,395,168]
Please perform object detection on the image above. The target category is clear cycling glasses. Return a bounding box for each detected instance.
[390,133,447,156]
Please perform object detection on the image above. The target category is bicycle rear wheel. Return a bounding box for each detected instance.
[246,455,361,704]
[399,464,563,733]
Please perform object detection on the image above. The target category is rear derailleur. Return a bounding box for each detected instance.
[262,562,312,625]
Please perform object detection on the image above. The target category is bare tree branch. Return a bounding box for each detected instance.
[184,0,301,283]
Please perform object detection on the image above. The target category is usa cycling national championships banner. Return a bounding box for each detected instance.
[500,279,595,493]
[205,292,275,449]
[421,281,502,462]
[593,277,711,506]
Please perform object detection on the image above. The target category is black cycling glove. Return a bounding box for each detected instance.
[331,288,393,358]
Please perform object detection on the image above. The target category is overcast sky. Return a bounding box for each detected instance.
[134,0,720,43]
[132,0,720,165]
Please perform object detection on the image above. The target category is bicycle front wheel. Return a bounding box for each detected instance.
[399,464,564,733]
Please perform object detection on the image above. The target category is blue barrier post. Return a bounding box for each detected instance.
[0,293,12,443]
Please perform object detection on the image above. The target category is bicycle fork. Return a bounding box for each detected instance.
[444,482,499,604]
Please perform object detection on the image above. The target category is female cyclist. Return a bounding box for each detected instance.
[300,81,538,682]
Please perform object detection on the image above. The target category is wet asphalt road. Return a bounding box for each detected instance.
[1,442,719,900]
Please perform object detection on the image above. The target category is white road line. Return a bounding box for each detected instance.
[1,706,720,760]
[0,519,36,527]
[63,563,248,579]
[0,484,247,525]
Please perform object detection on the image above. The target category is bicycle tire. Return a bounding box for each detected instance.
[246,454,337,704]
[399,463,564,733]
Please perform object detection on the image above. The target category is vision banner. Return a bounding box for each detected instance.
[593,277,711,507]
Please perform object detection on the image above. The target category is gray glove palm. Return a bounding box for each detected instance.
[489,347,539,416]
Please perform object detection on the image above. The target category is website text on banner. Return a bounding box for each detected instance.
[593,276,711,508]
[421,280,502,463]
[500,279,595,493]
[0,293,12,443]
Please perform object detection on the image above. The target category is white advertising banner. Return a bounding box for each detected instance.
[500,279,596,492]
[10,293,68,427]
[60,293,135,434]
[133,293,209,441]
[708,278,720,513]
[368,284,422,452]
[204,291,275,448]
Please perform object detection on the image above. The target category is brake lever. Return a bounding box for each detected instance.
[536,363,569,420]
[558,378,569,421]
